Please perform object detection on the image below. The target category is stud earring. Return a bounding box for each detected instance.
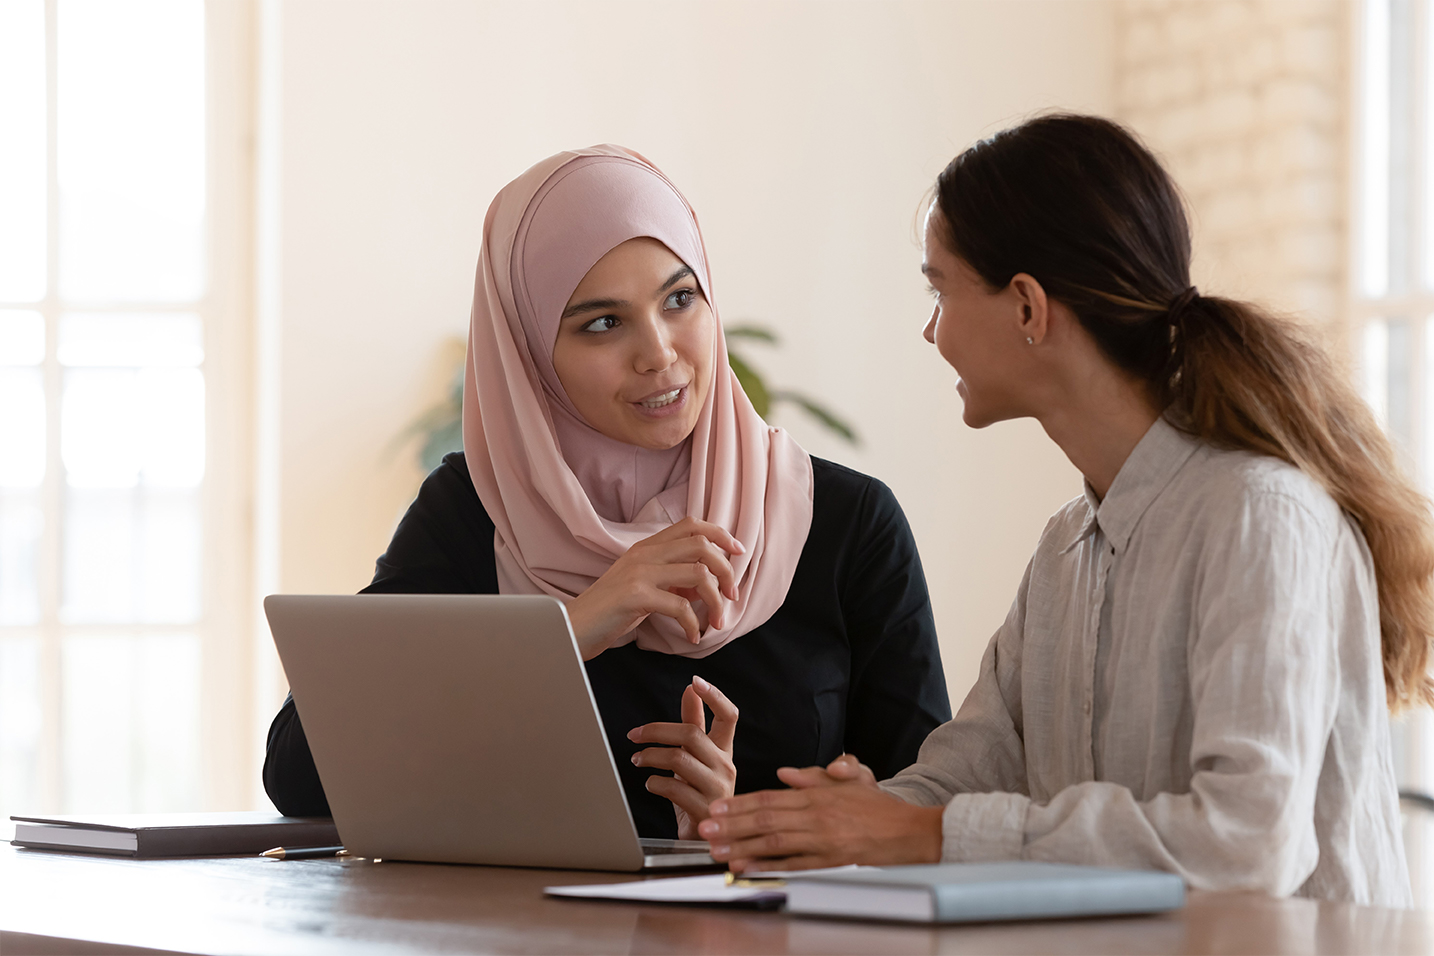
[1025,336,1034,345]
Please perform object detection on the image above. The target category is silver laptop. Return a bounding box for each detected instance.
[264,593,715,871]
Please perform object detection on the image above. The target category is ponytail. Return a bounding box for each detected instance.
[937,113,1434,709]
[1173,294,1434,708]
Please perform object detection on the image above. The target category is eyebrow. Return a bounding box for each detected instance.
[560,265,697,319]
[920,262,942,278]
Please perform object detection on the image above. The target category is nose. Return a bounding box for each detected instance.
[922,306,937,344]
[634,314,678,372]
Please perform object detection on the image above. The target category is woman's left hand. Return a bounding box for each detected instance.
[696,754,945,872]
[628,676,738,841]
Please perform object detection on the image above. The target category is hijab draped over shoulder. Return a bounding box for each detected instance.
[462,145,814,658]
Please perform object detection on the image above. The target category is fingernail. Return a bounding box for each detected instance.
[698,820,716,837]
[627,728,640,741]
[710,800,727,815]
[711,845,729,859]
[693,675,711,693]
[734,540,746,553]
[631,753,641,765]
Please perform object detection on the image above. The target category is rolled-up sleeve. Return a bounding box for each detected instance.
[881,560,1033,808]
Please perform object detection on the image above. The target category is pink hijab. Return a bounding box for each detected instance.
[462,145,814,658]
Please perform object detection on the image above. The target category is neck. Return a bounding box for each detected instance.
[1035,367,1161,501]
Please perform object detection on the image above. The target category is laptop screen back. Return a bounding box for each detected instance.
[265,593,645,871]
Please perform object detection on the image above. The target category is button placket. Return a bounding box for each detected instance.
[1084,540,1117,775]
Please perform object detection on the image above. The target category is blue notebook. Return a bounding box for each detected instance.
[782,861,1185,923]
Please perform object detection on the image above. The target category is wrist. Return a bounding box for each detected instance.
[564,596,603,661]
[908,804,944,864]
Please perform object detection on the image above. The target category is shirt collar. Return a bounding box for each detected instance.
[1061,417,1200,555]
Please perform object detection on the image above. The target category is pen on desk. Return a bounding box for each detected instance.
[260,845,349,860]
[724,871,786,889]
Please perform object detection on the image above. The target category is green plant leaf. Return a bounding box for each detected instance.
[770,390,860,445]
[728,350,771,418]
[725,325,779,344]
[419,419,464,474]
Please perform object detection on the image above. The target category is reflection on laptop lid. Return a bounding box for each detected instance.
[265,593,714,871]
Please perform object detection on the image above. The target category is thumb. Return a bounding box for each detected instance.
[826,753,878,786]
[777,765,840,789]
[681,683,705,731]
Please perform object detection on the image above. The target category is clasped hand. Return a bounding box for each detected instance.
[628,675,738,840]
[696,754,945,872]
[566,516,745,661]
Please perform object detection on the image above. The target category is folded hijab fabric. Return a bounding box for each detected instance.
[462,145,815,658]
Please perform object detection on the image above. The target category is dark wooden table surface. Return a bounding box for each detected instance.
[1,843,1430,955]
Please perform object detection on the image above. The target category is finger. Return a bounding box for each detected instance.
[699,803,814,843]
[681,562,727,629]
[691,676,738,752]
[777,765,842,789]
[627,720,711,751]
[826,753,878,786]
[709,828,822,864]
[627,722,731,781]
[677,517,746,556]
[643,588,702,643]
[645,536,737,603]
[686,536,738,601]
[631,745,728,797]
[709,787,811,819]
[645,774,710,822]
[682,683,705,731]
[642,565,724,632]
[645,516,745,556]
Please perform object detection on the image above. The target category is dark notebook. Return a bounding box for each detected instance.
[10,812,339,858]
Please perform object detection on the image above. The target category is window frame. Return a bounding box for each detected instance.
[0,0,256,815]
[1351,0,1434,903]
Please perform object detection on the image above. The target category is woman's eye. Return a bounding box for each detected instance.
[665,288,695,311]
[580,315,619,333]
[925,284,940,298]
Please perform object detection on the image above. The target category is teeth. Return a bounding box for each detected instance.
[641,388,682,408]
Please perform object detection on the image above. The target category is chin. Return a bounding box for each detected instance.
[958,397,1000,430]
[629,423,697,450]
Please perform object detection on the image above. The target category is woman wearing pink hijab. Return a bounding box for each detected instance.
[264,146,950,839]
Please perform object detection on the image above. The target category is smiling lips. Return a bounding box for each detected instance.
[637,386,685,409]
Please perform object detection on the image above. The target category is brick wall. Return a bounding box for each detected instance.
[1115,0,1349,339]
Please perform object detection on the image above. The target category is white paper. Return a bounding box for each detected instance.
[544,873,782,905]
[544,865,868,907]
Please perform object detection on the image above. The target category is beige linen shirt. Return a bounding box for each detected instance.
[882,418,1412,907]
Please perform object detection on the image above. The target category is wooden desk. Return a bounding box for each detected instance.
[1,844,1429,955]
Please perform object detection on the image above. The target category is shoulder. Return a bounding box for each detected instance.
[414,451,494,531]
[809,456,909,533]
[1030,493,1095,557]
[1174,445,1344,539]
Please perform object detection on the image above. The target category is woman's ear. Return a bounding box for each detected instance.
[1008,273,1049,346]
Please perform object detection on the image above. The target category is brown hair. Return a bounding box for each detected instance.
[936,113,1434,709]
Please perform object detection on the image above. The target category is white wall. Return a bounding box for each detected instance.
[267,0,1112,709]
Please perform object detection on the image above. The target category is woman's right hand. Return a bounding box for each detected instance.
[566,516,745,660]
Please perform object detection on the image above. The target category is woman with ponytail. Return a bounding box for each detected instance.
[698,114,1428,906]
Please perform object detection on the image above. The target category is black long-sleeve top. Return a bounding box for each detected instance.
[264,452,951,838]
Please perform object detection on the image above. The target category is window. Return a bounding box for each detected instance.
[1357,0,1434,904]
[0,1,251,818]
